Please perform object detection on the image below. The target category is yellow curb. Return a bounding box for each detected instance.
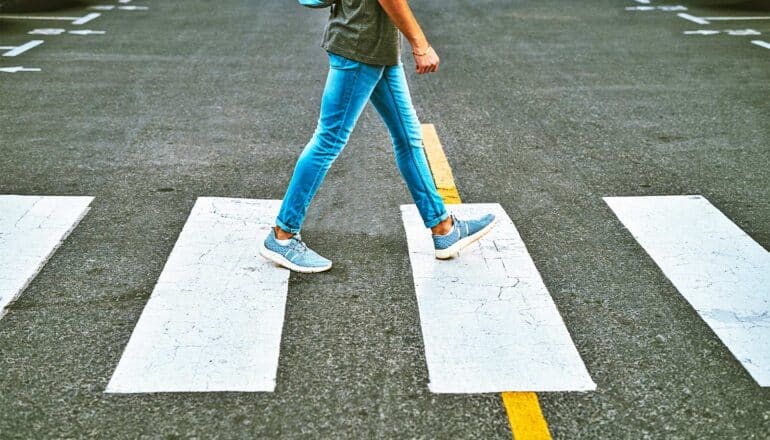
[420,123,553,440]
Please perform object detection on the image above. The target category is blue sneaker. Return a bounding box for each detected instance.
[432,213,497,259]
[259,228,332,273]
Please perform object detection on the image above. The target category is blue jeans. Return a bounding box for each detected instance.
[275,51,449,234]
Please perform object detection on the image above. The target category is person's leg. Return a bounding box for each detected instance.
[368,61,450,231]
[275,52,384,235]
[369,62,497,258]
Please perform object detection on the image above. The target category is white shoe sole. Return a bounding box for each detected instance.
[434,217,498,260]
[259,245,332,273]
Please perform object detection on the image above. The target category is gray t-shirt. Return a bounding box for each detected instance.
[321,0,402,66]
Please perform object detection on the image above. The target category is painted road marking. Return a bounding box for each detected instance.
[678,13,770,25]
[0,195,93,318]
[626,5,687,12]
[106,198,289,393]
[1,40,44,57]
[420,124,558,439]
[684,29,761,36]
[752,40,770,50]
[68,30,106,36]
[90,5,149,11]
[0,12,100,25]
[605,195,770,386]
[503,392,552,440]
[27,28,105,36]
[0,66,41,73]
[401,202,596,393]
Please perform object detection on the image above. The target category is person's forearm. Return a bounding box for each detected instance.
[377,0,429,51]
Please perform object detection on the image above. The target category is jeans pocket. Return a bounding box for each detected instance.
[327,51,359,70]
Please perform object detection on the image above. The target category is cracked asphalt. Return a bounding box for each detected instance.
[1,0,769,438]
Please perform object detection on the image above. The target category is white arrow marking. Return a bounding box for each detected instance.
[28,28,66,35]
[68,30,106,35]
[2,40,44,57]
[752,40,770,50]
[678,13,710,25]
[0,66,42,73]
[0,12,100,25]
[73,12,101,25]
[684,30,721,35]
[726,29,761,36]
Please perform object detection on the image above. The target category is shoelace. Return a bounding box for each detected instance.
[289,233,308,253]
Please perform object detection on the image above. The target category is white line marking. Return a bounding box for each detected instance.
[752,40,770,50]
[0,195,93,318]
[119,5,149,10]
[707,16,770,21]
[400,203,596,393]
[106,198,290,393]
[684,29,761,36]
[68,30,105,35]
[678,13,710,25]
[89,5,115,10]
[0,66,41,72]
[1,40,43,57]
[28,28,66,35]
[605,195,770,387]
[627,5,687,11]
[634,0,651,4]
[0,13,100,25]
[72,13,101,25]
[679,13,770,25]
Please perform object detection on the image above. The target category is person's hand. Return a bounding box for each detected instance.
[412,45,439,74]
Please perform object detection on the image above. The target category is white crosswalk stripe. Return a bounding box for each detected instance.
[0,195,93,319]
[605,195,770,387]
[400,203,596,393]
[106,198,289,393]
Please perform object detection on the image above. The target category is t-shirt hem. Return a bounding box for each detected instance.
[320,41,400,66]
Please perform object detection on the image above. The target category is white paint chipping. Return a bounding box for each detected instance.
[400,203,595,393]
[752,40,770,50]
[1,40,43,57]
[605,195,770,387]
[0,195,93,318]
[106,198,290,393]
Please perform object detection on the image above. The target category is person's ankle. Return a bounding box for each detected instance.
[274,225,294,240]
[431,216,454,235]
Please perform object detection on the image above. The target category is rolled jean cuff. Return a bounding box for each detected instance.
[424,209,450,229]
[275,217,301,235]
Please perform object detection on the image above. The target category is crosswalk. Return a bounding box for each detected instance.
[0,194,768,390]
[0,195,93,318]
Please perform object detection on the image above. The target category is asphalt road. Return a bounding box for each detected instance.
[1,0,769,438]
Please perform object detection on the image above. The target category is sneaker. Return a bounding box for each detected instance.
[432,213,497,259]
[259,228,332,273]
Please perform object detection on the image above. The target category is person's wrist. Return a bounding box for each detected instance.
[412,44,431,56]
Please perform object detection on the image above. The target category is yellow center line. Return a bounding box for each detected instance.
[420,123,553,440]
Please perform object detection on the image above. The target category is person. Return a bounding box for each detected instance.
[260,0,497,273]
